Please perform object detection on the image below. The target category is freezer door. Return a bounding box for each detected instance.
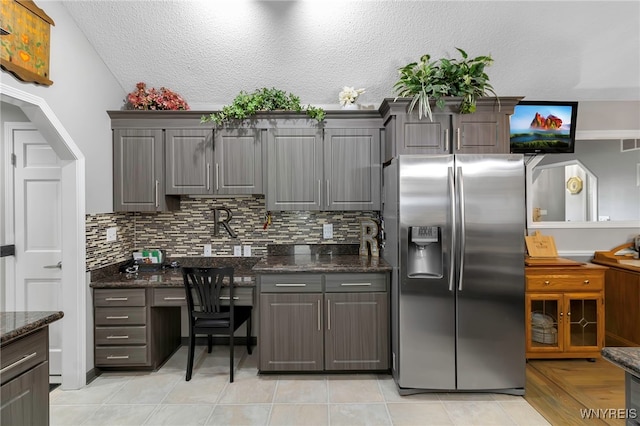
[455,154,526,391]
[397,155,456,390]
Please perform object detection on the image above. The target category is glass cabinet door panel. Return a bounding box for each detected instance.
[566,294,602,349]
[527,294,562,352]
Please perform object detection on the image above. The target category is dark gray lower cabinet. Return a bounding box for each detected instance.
[325,292,388,371]
[259,293,324,371]
[0,328,50,426]
[258,273,390,372]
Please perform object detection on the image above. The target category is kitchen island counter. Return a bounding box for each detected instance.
[1,311,64,344]
[602,347,640,377]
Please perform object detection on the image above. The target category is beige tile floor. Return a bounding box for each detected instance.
[50,345,550,426]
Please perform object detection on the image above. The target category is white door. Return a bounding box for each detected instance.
[12,127,64,383]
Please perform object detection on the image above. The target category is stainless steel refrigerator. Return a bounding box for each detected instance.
[382,154,526,395]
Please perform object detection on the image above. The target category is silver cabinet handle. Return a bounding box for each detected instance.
[275,283,306,287]
[206,163,211,191]
[317,299,321,331]
[44,261,62,269]
[456,128,461,150]
[106,316,129,320]
[105,297,128,301]
[219,296,240,300]
[318,180,322,207]
[163,297,185,301]
[327,299,331,330]
[0,352,37,375]
[155,180,159,208]
[106,335,129,340]
[216,163,220,191]
[340,282,371,287]
[326,180,330,207]
[106,355,129,360]
[444,128,449,152]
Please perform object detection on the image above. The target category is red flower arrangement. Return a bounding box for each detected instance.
[126,82,190,110]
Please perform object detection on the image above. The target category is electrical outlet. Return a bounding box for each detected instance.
[243,245,252,257]
[203,244,212,257]
[106,227,117,242]
[323,223,333,239]
[233,246,242,256]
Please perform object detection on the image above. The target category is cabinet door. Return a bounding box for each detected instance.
[325,292,389,371]
[214,128,263,195]
[259,293,323,371]
[165,128,214,195]
[604,268,640,346]
[452,112,509,153]
[526,293,564,355]
[564,292,604,353]
[266,128,323,210]
[0,361,49,426]
[324,129,381,211]
[396,113,451,155]
[113,128,178,212]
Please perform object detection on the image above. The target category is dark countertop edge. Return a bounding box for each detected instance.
[1,311,64,345]
[251,266,393,273]
[601,347,640,377]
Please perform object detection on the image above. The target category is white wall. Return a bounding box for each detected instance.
[1,1,124,214]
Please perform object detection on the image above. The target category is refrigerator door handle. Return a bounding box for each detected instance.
[457,166,466,291]
[448,166,456,292]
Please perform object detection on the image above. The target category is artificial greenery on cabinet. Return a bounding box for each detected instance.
[201,87,326,125]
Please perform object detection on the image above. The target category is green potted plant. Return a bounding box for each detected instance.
[201,87,325,125]
[393,48,497,121]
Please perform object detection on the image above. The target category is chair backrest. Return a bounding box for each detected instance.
[182,267,235,318]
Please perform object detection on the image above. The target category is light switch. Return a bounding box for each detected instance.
[106,227,117,242]
[323,223,333,239]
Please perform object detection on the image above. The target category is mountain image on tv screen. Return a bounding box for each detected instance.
[510,104,574,150]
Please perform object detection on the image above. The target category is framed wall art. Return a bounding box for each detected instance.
[0,0,55,86]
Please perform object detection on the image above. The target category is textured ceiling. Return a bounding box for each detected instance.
[62,1,640,110]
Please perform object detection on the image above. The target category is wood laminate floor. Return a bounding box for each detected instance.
[525,358,627,425]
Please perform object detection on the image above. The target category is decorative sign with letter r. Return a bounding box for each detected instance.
[359,218,379,258]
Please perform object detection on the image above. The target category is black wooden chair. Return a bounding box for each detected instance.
[182,266,252,382]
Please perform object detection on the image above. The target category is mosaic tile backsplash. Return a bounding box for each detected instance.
[86,196,377,271]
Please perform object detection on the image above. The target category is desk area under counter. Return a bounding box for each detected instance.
[89,257,257,370]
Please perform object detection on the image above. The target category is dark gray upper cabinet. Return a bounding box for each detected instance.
[266,127,382,211]
[266,128,324,211]
[113,128,179,212]
[324,128,381,211]
[379,97,523,160]
[214,128,264,195]
[165,128,214,195]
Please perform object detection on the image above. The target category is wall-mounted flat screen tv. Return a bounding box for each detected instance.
[510,101,578,154]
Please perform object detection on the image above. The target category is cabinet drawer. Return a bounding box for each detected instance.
[95,307,146,326]
[260,274,323,293]
[526,274,603,292]
[94,288,146,307]
[95,346,148,366]
[325,273,387,292]
[153,287,254,306]
[95,326,147,345]
[0,328,48,385]
[152,288,187,306]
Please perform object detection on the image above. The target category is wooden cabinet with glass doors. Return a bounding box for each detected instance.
[525,263,607,359]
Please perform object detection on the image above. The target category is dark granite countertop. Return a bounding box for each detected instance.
[90,257,257,288]
[602,347,640,377]
[252,254,392,273]
[1,311,64,344]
